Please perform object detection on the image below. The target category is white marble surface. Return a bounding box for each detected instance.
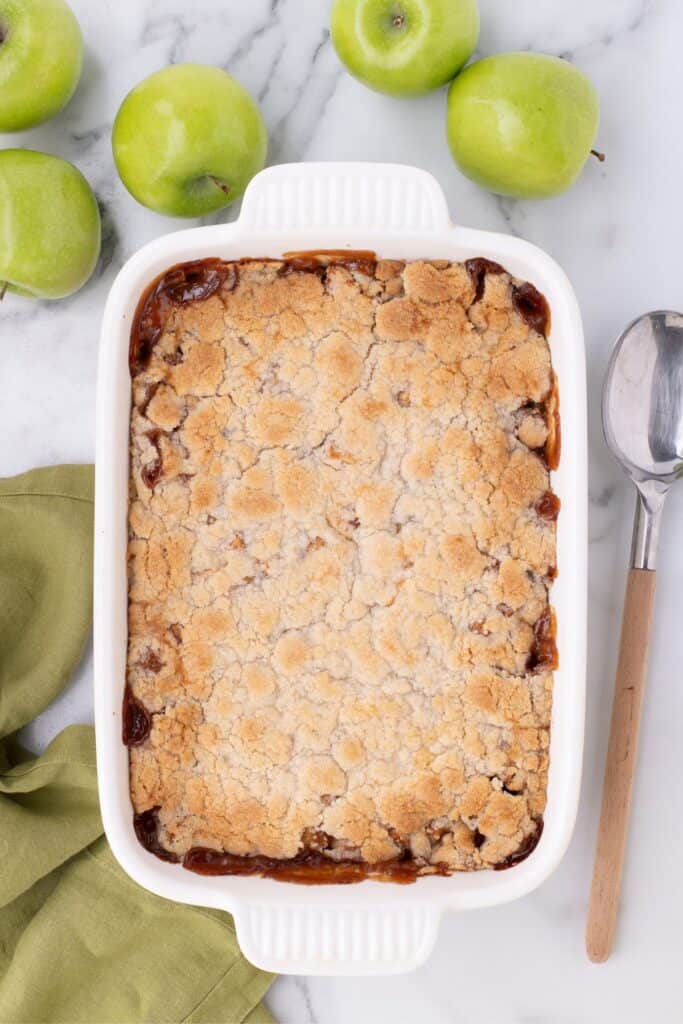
[3,0,683,1019]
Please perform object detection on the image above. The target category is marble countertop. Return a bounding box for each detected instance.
[3,0,682,1019]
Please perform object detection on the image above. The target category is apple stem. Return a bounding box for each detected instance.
[591,149,606,163]
[208,176,231,196]
[0,283,7,302]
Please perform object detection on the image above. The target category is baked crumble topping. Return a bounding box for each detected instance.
[126,253,559,882]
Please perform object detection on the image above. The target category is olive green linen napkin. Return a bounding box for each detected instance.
[0,465,274,1024]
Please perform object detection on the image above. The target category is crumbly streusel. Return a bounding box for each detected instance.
[126,255,558,878]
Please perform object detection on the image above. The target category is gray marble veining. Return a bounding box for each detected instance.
[2,0,682,1019]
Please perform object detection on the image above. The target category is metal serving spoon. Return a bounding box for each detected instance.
[586,311,683,962]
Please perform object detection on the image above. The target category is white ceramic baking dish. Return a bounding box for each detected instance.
[94,162,587,976]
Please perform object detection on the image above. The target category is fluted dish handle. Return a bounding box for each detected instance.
[232,903,441,975]
[238,162,451,236]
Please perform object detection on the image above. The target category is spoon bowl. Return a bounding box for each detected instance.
[603,310,683,484]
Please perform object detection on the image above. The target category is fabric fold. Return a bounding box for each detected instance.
[0,465,273,1024]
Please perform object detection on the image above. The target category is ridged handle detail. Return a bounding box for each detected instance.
[233,903,440,975]
[238,162,451,234]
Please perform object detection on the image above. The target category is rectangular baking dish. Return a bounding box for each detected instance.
[94,161,587,976]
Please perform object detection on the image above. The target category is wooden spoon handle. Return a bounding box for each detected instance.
[586,567,657,962]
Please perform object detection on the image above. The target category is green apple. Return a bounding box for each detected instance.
[0,0,83,132]
[331,0,479,97]
[446,52,599,198]
[112,63,268,218]
[0,150,101,299]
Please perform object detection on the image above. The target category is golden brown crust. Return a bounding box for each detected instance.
[127,256,557,876]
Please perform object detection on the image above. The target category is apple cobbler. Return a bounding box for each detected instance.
[124,252,559,882]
